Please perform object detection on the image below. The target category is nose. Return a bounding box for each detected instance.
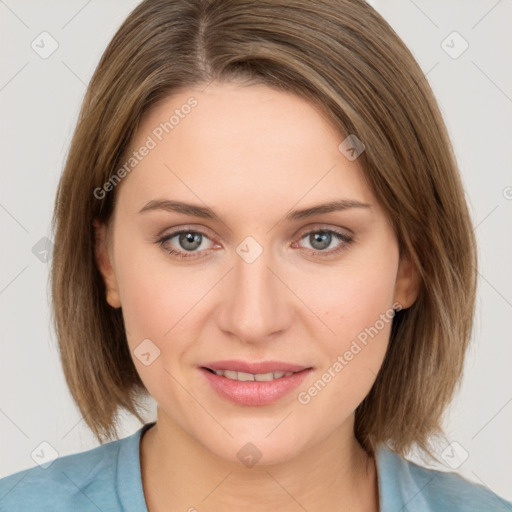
[215,244,292,344]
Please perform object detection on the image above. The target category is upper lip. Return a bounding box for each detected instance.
[202,360,311,374]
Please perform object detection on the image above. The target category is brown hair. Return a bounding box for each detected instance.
[50,0,477,458]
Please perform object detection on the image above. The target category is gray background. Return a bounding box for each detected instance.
[1,0,511,502]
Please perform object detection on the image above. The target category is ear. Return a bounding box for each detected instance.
[393,252,421,310]
[93,219,121,309]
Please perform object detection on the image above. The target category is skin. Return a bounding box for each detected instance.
[95,81,420,511]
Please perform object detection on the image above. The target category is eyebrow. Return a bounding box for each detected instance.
[138,198,371,221]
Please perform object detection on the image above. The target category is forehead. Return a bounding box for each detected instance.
[116,82,375,215]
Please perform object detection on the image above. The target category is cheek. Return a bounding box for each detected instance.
[114,237,199,339]
[307,250,398,345]
[113,247,205,408]
[317,277,395,377]
[296,245,398,408]
[336,267,397,341]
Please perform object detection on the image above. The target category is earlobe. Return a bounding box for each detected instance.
[93,219,121,309]
[393,253,421,310]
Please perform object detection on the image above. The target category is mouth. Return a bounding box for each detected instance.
[199,360,313,406]
[201,359,311,374]
[202,367,301,382]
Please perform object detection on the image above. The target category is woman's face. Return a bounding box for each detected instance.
[96,81,418,465]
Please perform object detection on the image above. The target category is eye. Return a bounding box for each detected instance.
[294,228,353,257]
[155,226,354,260]
[157,229,216,260]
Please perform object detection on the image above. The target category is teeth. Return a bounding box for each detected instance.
[212,369,294,381]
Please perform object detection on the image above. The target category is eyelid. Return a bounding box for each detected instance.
[156,223,352,244]
[155,226,219,252]
[155,223,354,260]
[156,223,217,240]
[294,222,353,239]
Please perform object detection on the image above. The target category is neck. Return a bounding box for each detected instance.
[140,410,379,512]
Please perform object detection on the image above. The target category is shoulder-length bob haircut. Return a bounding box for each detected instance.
[51,0,477,457]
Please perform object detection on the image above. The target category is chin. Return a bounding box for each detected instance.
[200,422,308,468]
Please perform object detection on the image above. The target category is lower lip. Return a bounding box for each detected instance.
[200,367,312,406]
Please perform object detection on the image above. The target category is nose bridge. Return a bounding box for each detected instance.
[217,237,289,342]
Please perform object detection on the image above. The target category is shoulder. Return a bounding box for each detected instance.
[0,436,124,512]
[376,444,512,512]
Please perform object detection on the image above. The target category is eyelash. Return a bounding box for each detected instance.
[155,227,354,260]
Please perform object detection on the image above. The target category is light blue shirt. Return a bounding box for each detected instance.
[1,422,510,511]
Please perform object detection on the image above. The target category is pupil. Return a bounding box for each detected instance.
[311,232,330,250]
[180,232,201,251]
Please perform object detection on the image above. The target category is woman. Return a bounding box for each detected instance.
[1,0,509,510]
